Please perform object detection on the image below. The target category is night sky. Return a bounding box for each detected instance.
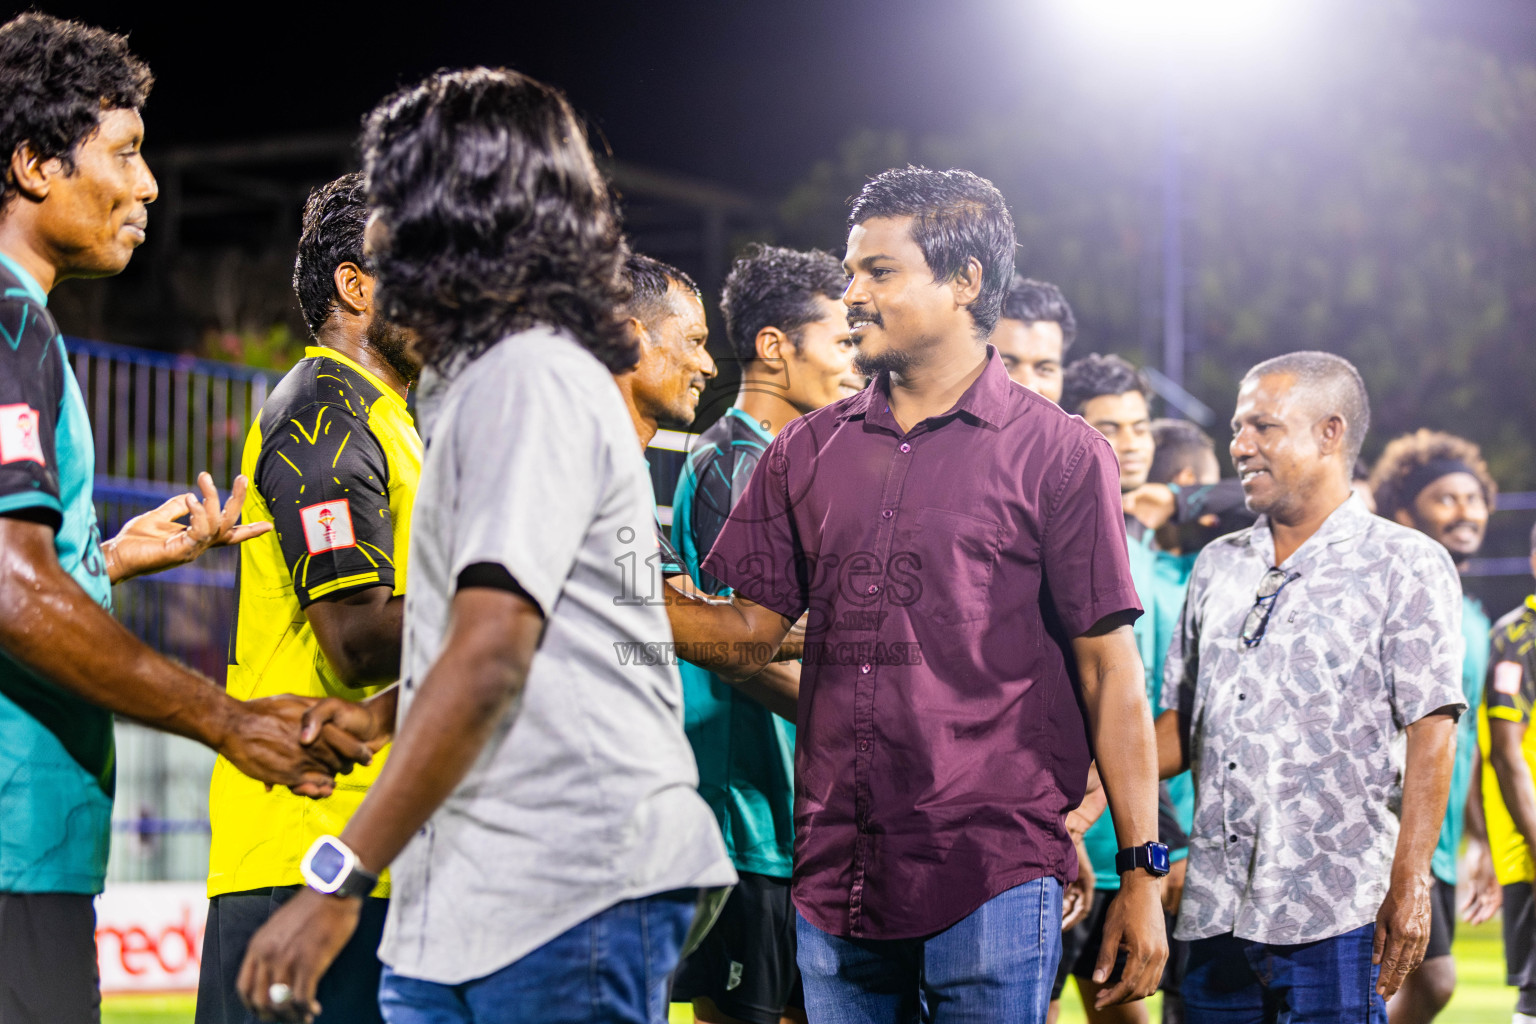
[35,0,1536,200]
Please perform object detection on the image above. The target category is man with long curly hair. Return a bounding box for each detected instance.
[1370,430,1501,1024]
[237,68,735,1024]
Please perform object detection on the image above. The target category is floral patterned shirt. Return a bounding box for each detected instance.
[1167,493,1467,944]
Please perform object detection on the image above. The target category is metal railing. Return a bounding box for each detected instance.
[66,336,279,492]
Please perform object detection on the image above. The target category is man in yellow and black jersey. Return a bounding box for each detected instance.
[196,174,421,1024]
[1485,522,1536,1024]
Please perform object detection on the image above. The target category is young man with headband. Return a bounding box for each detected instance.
[1370,430,1500,1023]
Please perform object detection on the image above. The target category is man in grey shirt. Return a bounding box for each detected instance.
[236,67,734,1024]
[1156,352,1464,1023]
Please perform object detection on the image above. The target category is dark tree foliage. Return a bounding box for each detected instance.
[779,8,1536,490]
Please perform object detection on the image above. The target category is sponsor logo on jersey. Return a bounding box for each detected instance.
[1494,660,1524,696]
[0,403,44,465]
[300,498,356,555]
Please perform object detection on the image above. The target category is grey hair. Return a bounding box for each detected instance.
[1242,351,1371,467]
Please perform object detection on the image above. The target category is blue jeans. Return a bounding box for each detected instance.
[796,877,1063,1024]
[1182,924,1386,1023]
[377,889,696,1024]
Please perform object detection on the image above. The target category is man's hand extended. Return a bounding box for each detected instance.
[1460,838,1502,925]
[1062,833,1096,932]
[1092,872,1167,1008]
[238,888,362,1022]
[221,695,376,799]
[1375,709,1456,999]
[103,472,271,583]
[1373,871,1432,1000]
[299,687,399,756]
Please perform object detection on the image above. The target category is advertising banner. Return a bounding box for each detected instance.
[96,882,208,993]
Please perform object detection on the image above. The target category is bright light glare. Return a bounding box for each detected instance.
[1064,0,1294,49]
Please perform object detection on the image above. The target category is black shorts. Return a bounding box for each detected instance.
[195,886,389,1024]
[672,871,802,1024]
[0,892,100,1024]
[1505,882,1536,989]
[1052,888,1119,1000]
[1162,913,1189,997]
[1424,876,1457,961]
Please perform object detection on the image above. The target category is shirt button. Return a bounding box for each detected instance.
[858,740,869,752]
[899,443,911,453]
[860,663,871,674]
[1238,694,1246,701]
[881,509,893,519]
[867,584,879,595]
[1229,834,1238,843]
[1228,762,1237,770]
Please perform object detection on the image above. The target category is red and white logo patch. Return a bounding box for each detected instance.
[299,499,356,555]
[0,403,44,466]
[1494,660,1524,696]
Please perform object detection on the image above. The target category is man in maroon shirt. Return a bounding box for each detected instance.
[666,167,1165,1022]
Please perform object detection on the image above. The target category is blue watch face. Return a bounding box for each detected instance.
[1150,844,1171,874]
[310,842,347,885]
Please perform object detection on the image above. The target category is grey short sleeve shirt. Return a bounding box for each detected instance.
[1167,493,1466,945]
[378,328,735,984]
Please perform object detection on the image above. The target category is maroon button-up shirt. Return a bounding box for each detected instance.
[703,348,1141,940]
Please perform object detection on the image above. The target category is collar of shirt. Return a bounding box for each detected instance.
[0,250,48,307]
[1244,491,1372,568]
[835,345,1015,434]
[305,345,409,415]
[724,405,775,445]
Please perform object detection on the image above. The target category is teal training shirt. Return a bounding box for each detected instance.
[0,252,115,894]
[1082,520,1187,891]
[673,408,795,877]
[1154,549,1198,836]
[1431,593,1491,886]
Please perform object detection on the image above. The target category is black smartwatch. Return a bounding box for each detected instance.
[300,835,380,898]
[1115,841,1171,878]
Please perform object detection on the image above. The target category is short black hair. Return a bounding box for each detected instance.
[1060,353,1151,417]
[293,173,369,337]
[719,243,846,364]
[0,13,153,207]
[1149,419,1215,484]
[361,67,634,373]
[848,166,1015,337]
[1243,351,1371,468]
[1001,276,1077,352]
[619,252,698,326]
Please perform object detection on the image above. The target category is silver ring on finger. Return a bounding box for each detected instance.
[268,982,293,1006]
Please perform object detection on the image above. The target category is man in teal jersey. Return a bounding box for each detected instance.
[671,244,861,1024]
[1371,430,1501,1024]
[1053,355,1189,1024]
[0,15,369,1022]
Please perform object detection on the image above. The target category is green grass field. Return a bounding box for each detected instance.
[100,920,1518,1023]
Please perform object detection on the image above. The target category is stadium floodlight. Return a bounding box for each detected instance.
[1063,0,1294,50]
[1044,0,1304,398]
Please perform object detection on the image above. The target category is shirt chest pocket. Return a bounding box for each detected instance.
[905,507,1003,626]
